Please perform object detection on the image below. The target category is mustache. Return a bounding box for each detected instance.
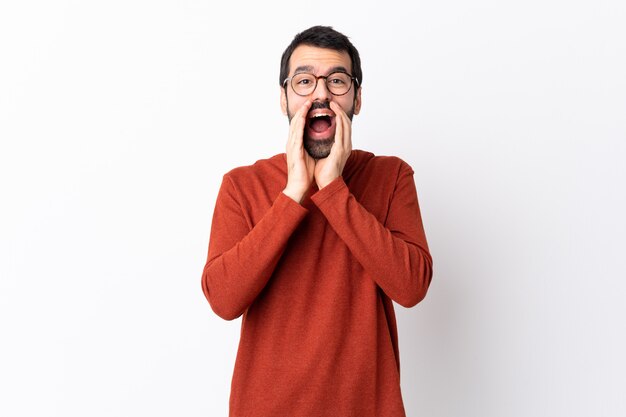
[309,101,331,111]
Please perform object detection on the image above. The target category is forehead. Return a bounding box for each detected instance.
[289,45,352,75]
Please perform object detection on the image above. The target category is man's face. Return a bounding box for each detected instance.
[281,45,362,159]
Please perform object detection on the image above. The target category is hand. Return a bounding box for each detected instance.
[314,101,352,189]
[283,100,315,203]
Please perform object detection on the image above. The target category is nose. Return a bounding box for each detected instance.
[310,77,332,102]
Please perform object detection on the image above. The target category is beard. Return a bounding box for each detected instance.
[303,137,334,159]
[286,99,354,159]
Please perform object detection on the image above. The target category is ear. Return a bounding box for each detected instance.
[280,87,288,116]
[353,87,362,115]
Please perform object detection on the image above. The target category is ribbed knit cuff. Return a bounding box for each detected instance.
[310,176,347,207]
[277,190,309,219]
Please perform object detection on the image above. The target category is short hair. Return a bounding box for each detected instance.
[279,25,362,88]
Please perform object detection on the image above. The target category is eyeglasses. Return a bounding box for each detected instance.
[283,71,359,96]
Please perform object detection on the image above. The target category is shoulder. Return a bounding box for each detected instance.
[351,150,413,177]
[219,154,287,207]
[224,153,286,183]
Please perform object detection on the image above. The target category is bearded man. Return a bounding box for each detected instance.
[201,25,433,417]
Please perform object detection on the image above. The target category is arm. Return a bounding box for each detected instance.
[201,175,308,320]
[312,102,432,306]
[202,99,315,320]
[311,164,433,307]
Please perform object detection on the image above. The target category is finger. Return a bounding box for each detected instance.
[334,109,343,149]
[291,100,312,133]
[330,102,346,149]
[330,102,350,150]
[299,99,313,120]
[330,100,348,120]
[288,100,312,149]
[342,111,352,152]
[331,102,351,152]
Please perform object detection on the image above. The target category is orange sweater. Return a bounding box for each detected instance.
[202,150,433,416]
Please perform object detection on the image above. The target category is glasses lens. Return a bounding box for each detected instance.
[291,73,317,95]
[326,72,352,95]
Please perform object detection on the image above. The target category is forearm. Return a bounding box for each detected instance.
[202,191,307,320]
[312,177,433,307]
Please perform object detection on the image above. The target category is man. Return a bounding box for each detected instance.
[201,25,433,416]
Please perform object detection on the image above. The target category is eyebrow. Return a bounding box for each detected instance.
[293,65,351,75]
[293,65,314,74]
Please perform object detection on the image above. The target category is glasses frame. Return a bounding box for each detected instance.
[283,71,359,97]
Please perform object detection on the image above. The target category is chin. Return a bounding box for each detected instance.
[304,137,333,159]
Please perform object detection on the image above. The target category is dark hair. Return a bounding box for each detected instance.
[279,25,362,88]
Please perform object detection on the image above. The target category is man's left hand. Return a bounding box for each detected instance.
[314,101,352,189]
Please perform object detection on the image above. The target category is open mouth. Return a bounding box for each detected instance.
[306,111,336,139]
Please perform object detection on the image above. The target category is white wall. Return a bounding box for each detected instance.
[1,1,625,416]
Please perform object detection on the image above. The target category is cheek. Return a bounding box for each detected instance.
[334,97,355,113]
[287,95,309,116]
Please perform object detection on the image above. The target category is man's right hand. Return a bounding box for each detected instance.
[283,100,314,204]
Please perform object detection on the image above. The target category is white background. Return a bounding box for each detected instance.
[1,1,625,416]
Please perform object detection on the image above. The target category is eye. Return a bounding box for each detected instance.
[293,74,315,86]
[327,74,349,85]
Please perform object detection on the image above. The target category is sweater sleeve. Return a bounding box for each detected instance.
[310,163,433,307]
[201,175,308,320]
